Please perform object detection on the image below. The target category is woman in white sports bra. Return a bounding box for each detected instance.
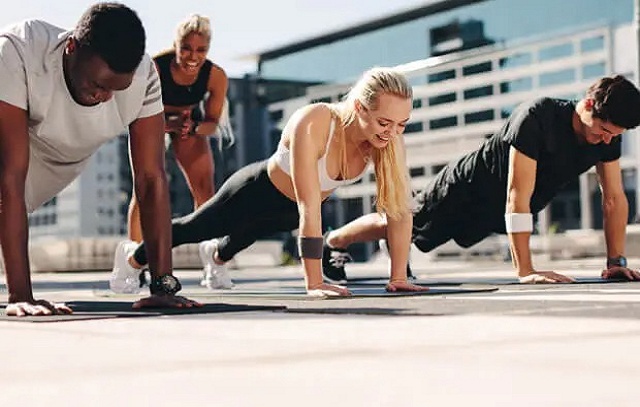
[113,67,427,297]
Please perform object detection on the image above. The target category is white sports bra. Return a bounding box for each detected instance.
[270,118,369,192]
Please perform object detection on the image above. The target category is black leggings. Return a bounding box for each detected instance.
[132,160,299,265]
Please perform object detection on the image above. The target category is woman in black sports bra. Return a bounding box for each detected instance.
[127,14,229,242]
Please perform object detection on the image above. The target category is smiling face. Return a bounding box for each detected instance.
[174,32,209,75]
[355,93,412,149]
[64,39,134,106]
[577,99,626,145]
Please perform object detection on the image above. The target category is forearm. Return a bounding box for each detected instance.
[0,187,32,302]
[135,174,172,276]
[603,196,627,257]
[298,203,323,288]
[508,232,535,277]
[386,213,412,281]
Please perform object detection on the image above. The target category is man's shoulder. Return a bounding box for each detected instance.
[0,19,67,62]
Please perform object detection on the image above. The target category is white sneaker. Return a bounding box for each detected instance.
[199,239,234,289]
[110,240,143,294]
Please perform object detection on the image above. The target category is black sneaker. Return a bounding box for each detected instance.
[322,235,352,284]
[406,263,416,281]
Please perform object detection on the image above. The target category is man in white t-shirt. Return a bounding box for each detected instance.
[0,2,199,316]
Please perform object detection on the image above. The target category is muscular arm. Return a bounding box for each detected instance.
[193,64,228,136]
[289,105,330,289]
[596,160,627,258]
[128,113,172,277]
[505,146,537,277]
[0,101,32,302]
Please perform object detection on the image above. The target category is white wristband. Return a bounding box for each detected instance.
[505,213,533,233]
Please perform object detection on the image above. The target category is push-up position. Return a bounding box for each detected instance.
[111,67,427,296]
[0,3,199,316]
[323,75,640,284]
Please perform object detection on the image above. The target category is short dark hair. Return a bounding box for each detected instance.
[74,2,146,73]
[586,75,640,129]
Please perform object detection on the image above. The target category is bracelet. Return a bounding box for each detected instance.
[190,120,200,135]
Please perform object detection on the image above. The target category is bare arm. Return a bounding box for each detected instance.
[128,113,172,277]
[0,101,31,302]
[289,106,328,290]
[193,64,228,136]
[506,146,537,276]
[596,160,627,257]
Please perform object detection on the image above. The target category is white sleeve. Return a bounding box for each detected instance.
[137,58,163,118]
[0,36,27,110]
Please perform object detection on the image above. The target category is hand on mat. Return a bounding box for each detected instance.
[133,294,202,309]
[386,280,429,292]
[519,271,575,284]
[307,283,351,297]
[5,299,72,317]
[601,266,640,281]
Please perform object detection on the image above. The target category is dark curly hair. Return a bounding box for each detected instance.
[73,2,146,73]
[586,75,640,129]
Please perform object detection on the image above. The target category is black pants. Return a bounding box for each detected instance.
[411,167,498,253]
[132,160,299,265]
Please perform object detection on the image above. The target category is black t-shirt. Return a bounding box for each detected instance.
[445,97,621,231]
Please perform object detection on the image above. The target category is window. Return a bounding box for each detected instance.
[581,35,605,53]
[410,167,425,177]
[464,85,493,100]
[430,116,458,130]
[428,70,455,84]
[465,109,495,124]
[310,96,331,104]
[405,122,424,134]
[463,61,492,76]
[538,42,573,62]
[429,92,456,106]
[582,62,605,79]
[500,77,533,94]
[539,69,575,87]
[412,99,423,109]
[499,52,532,69]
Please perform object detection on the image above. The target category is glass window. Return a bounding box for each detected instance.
[412,99,423,109]
[464,85,493,100]
[538,42,574,62]
[405,122,424,133]
[499,52,532,69]
[465,109,495,124]
[539,68,575,87]
[429,92,456,106]
[500,77,533,94]
[582,62,606,79]
[501,105,517,119]
[410,167,425,177]
[430,116,458,130]
[463,61,492,76]
[581,35,605,53]
[428,70,456,84]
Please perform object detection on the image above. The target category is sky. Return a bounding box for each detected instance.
[0,0,433,77]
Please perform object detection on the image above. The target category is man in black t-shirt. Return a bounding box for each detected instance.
[323,75,640,284]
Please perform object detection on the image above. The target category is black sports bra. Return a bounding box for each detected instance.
[154,51,213,107]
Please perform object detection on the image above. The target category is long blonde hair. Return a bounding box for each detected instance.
[175,14,212,44]
[334,67,413,220]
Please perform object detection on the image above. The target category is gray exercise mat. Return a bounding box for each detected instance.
[348,276,636,286]
[0,301,286,322]
[194,285,498,300]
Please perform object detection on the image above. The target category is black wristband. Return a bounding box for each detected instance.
[190,120,200,135]
[298,236,323,259]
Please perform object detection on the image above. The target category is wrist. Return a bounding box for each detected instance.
[606,255,627,268]
[190,120,200,135]
[8,292,35,303]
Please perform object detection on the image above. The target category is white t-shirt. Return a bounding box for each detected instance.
[0,19,163,212]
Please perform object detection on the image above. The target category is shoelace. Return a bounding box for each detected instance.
[328,251,353,268]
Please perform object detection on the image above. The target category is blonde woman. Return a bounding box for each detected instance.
[128,14,231,243]
[111,67,427,297]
